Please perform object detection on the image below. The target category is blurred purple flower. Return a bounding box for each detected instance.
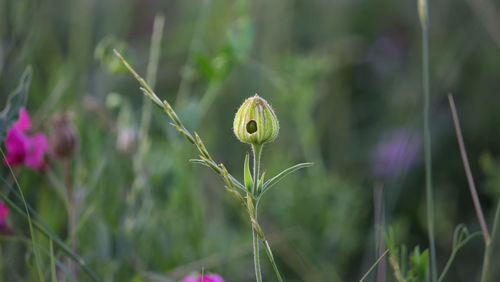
[0,202,8,231]
[4,108,48,171]
[182,274,225,282]
[372,129,421,178]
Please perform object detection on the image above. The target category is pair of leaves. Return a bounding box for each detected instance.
[0,67,31,143]
[243,153,313,198]
[243,153,265,195]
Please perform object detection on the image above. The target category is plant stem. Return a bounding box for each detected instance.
[252,211,263,282]
[64,158,78,279]
[373,183,386,282]
[251,144,263,282]
[417,1,438,279]
[252,145,263,195]
[448,94,490,245]
[480,198,500,282]
[420,6,437,280]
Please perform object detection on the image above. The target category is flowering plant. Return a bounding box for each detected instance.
[114,50,312,281]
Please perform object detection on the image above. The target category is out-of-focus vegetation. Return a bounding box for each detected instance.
[1,0,500,281]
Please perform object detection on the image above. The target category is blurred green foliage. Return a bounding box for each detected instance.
[1,0,500,281]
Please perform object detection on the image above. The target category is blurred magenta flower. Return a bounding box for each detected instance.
[372,129,421,178]
[0,202,9,230]
[4,108,48,171]
[182,274,225,282]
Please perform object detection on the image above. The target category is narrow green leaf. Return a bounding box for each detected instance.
[244,153,253,192]
[0,66,32,142]
[261,162,313,196]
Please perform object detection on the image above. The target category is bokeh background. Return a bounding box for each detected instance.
[1,0,500,281]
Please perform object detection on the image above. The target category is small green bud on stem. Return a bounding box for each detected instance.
[233,94,279,146]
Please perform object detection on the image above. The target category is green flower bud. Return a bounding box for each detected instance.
[233,94,279,145]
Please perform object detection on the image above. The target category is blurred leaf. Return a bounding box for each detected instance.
[0,66,31,142]
[194,53,214,80]
[226,16,253,62]
[95,36,128,74]
[408,247,428,282]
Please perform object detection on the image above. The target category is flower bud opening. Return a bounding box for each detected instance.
[246,120,257,134]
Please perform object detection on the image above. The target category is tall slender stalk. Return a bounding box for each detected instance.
[251,144,263,282]
[373,183,386,282]
[448,94,490,244]
[252,211,263,282]
[418,0,437,280]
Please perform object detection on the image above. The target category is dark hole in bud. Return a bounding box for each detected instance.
[246,120,257,134]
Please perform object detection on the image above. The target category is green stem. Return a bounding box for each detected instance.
[251,144,263,282]
[422,24,437,282]
[480,198,500,282]
[252,145,263,195]
[252,212,262,282]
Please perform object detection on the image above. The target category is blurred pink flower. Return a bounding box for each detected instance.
[182,274,225,282]
[14,108,32,131]
[0,202,8,230]
[4,108,48,171]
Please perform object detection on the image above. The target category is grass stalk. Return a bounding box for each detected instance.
[418,0,437,280]
[49,238,57,282]
[480,198,500,282]
[130,13,165,204]
[360,249,389,282]
[447,94,490,244]
[373,183,386,282]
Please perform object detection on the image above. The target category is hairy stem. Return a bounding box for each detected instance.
[251,144,263,282]
[252,212,262,282]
